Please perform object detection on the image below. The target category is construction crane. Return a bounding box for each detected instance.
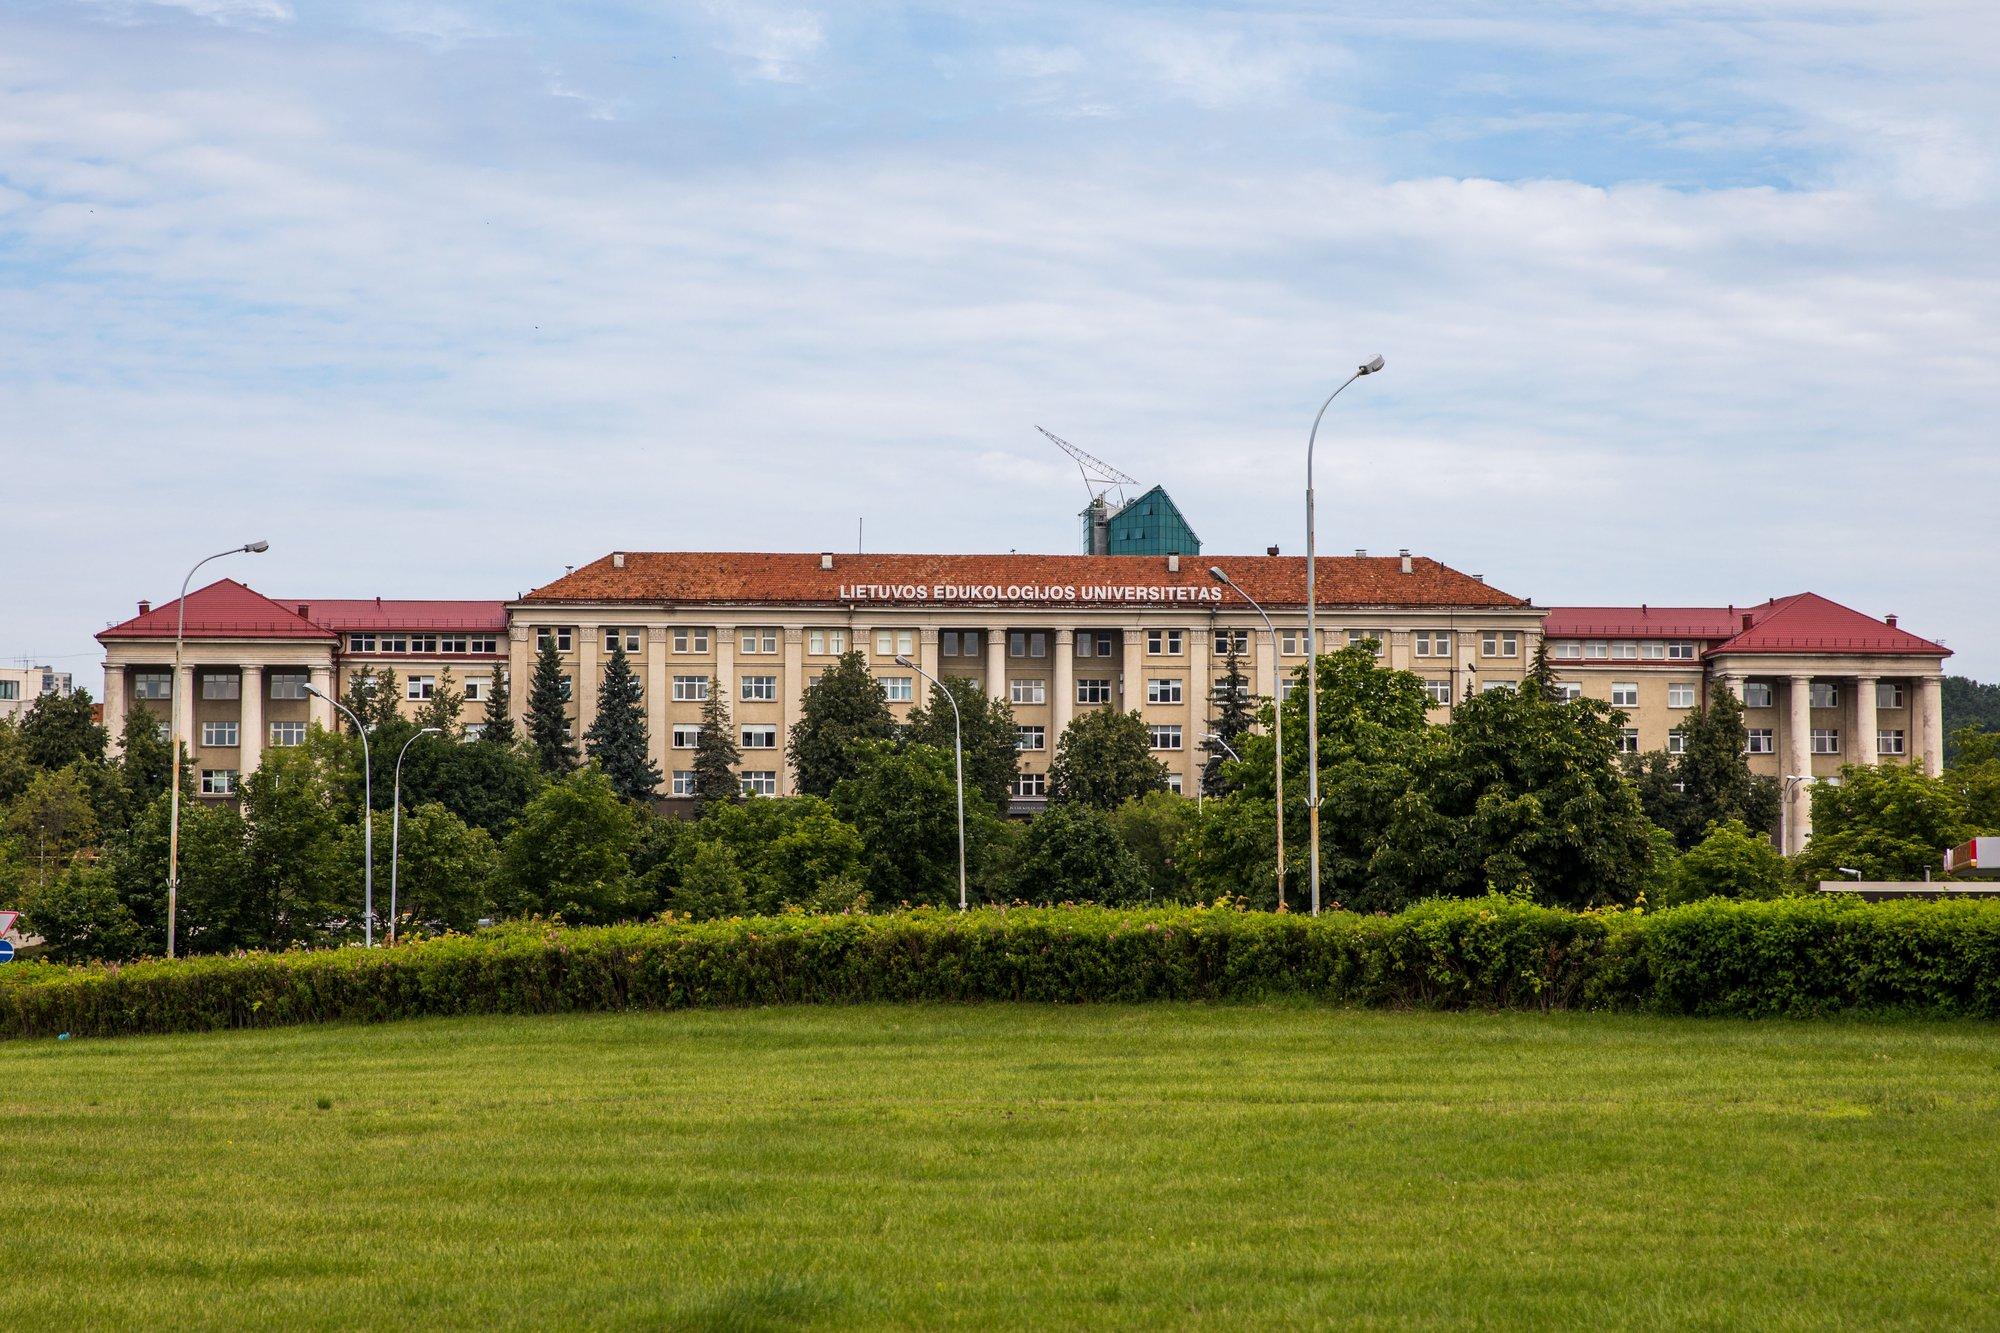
[1036,425,1140,556]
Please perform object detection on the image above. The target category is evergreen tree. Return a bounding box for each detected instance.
[585,643,660,801]
[905,675,1019,814]
[526,641,578,775]
[480,666,517,746]
[1201,643,1254,797]
[691,676,741,812]
[788,651,897,797]
[415,666,465,737]
[19,688,107,771]
[1628,684,1780,849]
[1048,709,1170,810]
[117,705,175,813]
[340,667,402,735]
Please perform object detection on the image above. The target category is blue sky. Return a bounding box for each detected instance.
[4,1,1997,680]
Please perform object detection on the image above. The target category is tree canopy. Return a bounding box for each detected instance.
[1047,709,1168,811]
[788,652,896,797]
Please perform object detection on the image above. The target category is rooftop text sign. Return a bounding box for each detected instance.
[837,583,1225,604]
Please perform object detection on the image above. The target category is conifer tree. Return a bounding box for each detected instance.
[692,676,742,812]
[416,667,465,738]
[479,666,516,746]
[117,705,176,812]
[526,641,578,775]
[586,643,660,801]
[1201,643,1254,797]
[787,651,896,797]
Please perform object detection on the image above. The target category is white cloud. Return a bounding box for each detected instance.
[700,1,825,83]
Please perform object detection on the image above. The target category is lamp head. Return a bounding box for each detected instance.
[1206,566,1228,583]
[420,727,442,736]
[1359,355,1384,375]
[244,540,270,553]
[301,682,326,700]
[894,655,913,668]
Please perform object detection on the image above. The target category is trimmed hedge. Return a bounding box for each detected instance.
[5,895,2000,1041]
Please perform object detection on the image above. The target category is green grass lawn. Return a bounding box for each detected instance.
[3,1006,1998,1330]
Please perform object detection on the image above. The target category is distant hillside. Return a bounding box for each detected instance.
[1944,675,2000,762]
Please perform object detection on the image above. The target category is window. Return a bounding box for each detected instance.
[1743,682,1773,709]
[464,677,487,702]
[1810,682,1839,709]
[269,721,306,747]
[875,630,915,658]
[1347,630,1386,656]
[201,673,240,700]
[1279,678,1302,701]
[603,628,641,653]
[1009,631,1047,659]
[349,634,376,653]
[1166,773,1183,795]
[1413,631,1451,658]
[1811,729,1841,755]
[1667,683,1696,709]
[1212,629,1249,655]
[1585,641,1610,660]
[1147,678,1183,705]
[1077,678,1113,705]
[1013,772,1047,798]
[1422,680,1453,708]
[463,723,486,740]
[1747,728,1775,754]
[1617,728,1641,754]
[672,676,709,702]
[1878,729,1906,756]
[1611,683,1639,707]
[1551,641,1583,660]
[739,771,778,797]
[200,721,238,747]
[941,630,980,657]
[407,635,439,655]
[156,721,171,743]
[1643,641,1667,660]
[1146,629,1183,656]
[134,671,173,700]
[1557,682,1583,702]
[1480,680,1512,694]
[1667,641,1697,660]
[1011,679,1046,706]
[1611,641,1640,660]
[1877,682,1905,709]
[741,675,777,702]
[1667,729,1687,755]
[740,725,778,750]
[261,672,306,702]
[671,725,701,749]
[739,628,778,654]
[1214,675,1251,700]
[1148,724,1183,751]
[199,769,238,795]
[1075,631,1116,658]
[535,628,573,653]
[883,676,913,703]
[1480,631,1520,658]
[671,770,697,797]
[807,629,846,655]
[436,635,498,654]
[1280,629,1307,655]
[559,675,573,702]
[407,675,436,701]
[1016,725,1046,752]
[2,680,26,701]
[673,628,710,654]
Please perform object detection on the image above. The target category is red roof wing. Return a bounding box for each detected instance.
[97,579,335,642]
[303,601,508,632]
[1714,592,1948,656]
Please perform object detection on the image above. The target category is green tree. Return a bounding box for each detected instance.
[380,801,497,936]
[1796,763,1974,883]
[905,676,1019,815]
[1947,726,2000,832]
[497,767,644,923]
[0,719,32,804]
[19,689,106,771]
[1201,643,1255,797]
[1012,802,1152,904]
[342,667,403,736]
[692,676,741,813]
[171,798,253,955]
[832,741,984,906]
[1048,709,1169,811]
[1628,685,1779,849]
[585,644,660,801]
[1661,819,1789,906]
[1179,792,1282,909]
[397,735,541,837]
[1108,790,1199,898]
[526,641,578,775]
[1942,675,2000,762]
[788,651,896,797]
[670,840,750,920]
[415,667,465,737]
[116,705,175,816]
[479,666,517,747]
[18,861,143,962]
[238,730,365,949]
[683,796,868,913]
[5,765,99,890]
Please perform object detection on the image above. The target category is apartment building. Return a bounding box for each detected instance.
[0,665,71,721]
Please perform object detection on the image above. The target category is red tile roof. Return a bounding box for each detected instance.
[98,580,334,642]
[517,552,1529,610]
[1545,593,1946,658]
[304,600,508,632]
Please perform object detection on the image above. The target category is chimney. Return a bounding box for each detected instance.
[1266,545,1279,557]
[1885,613,1898,628]
[375,595,382,608]
[1398,549,1412,574]
[1471,574,1484,583]
[820,552,834,570]
[296,604,310,620]
[1167,554,1181,573]
[1742,613,1754,631]
[1354,548,1366,558]
[137,599,151,616]
[612,552,626,570]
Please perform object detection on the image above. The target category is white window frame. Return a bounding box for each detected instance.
[1009,631,1048,659]
[269,672,308,700]
[1480,631,1520,659]
[407,675,437,702]
[200,721,239,747]
[1667,641,1697,660]
[1747,728,1775,754]
[1146,678,1183,705]
[671,725,701,749]
[807,629,847,656]
[1076,678,1113,705]
[1551,641,1583,660]
[1211,629,1249,656]
[1422,679,1452,708]
[1667,729,1687,755]
[738,628,779,655]
[1610,683,1639,708]
[1877,682,1905,709]
[1667,683,1696,709]
[1743,682,1774,709]
[269,721,307,747]
[741,674,778,702]
[1145,629,1184,656]
[883,676,913,703]
[1414,631,1451,658]
[535,627,574,653]
[199,769,237,796]
[603,628,641,653]
[1617,728,1641,754]
[1010,678,1046,706]
[672,676,710,702]
[1015,725,1046,752]
[1877,729,1906,756]
[1013,771,1047,798]
[1279,630,1306,656]
[1148,724,1183,751]
[739,771,778,797]
[740,724,779,750]
[201,672,241,701]
[133,671,173,700]
[1557,682,1583,702]
[1811,728,1841,755]
[464,677,488,702]
[1810,682,1840,709]
[672,628,711,654]
[875,630,915,658]
[671,770,697,797]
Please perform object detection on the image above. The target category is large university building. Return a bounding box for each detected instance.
[94,549,1950,853]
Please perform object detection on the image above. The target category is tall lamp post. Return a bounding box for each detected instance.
[896,655,967,912]
[1305,355,1384,916]
[304,683,376,946]
[1781,773,1810,858]
[1206,566,1286,909]
[165,539,270,959]
[390,726,442,944]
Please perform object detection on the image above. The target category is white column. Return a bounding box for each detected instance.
[1720,673,1745,701]
[646,627,669,777]
[1851,675,1878,768]
[507,626,533,732]
[1786,674,1813,854]
[984,627,1007,702]
[714,624,737,709]
[1919,675,1944,777]
[780,628,803,795]
[576,626,601,740]
[1052,629,1076,741]
[1187,624,1211,789]
[176,663,197,755]
[1121,631,1143,714]
[101,663,127,754]
[239,665,263,777]
[918,627,940,691]
[307,664,335,731]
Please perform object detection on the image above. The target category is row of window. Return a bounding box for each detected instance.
[347,634,499,655]
[1551,640,1700,661]
[1740,682,1907,710]
[1743,728,1907,756]
[132,671,312,701]
[667,771,781,797]
[530,626,1531,661]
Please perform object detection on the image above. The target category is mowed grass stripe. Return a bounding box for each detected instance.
[2,1006,1998,1329]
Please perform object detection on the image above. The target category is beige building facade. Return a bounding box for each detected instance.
[0,665,71,722]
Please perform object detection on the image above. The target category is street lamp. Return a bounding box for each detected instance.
[303,682,376,946]
[165,539,270,959]
[896,655,967,911]
[1199,732,1241,814]
[390,726,442,944]
[1305,356,1383,916]
[1207,566,1286,909]
[1781,773,1810,857]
